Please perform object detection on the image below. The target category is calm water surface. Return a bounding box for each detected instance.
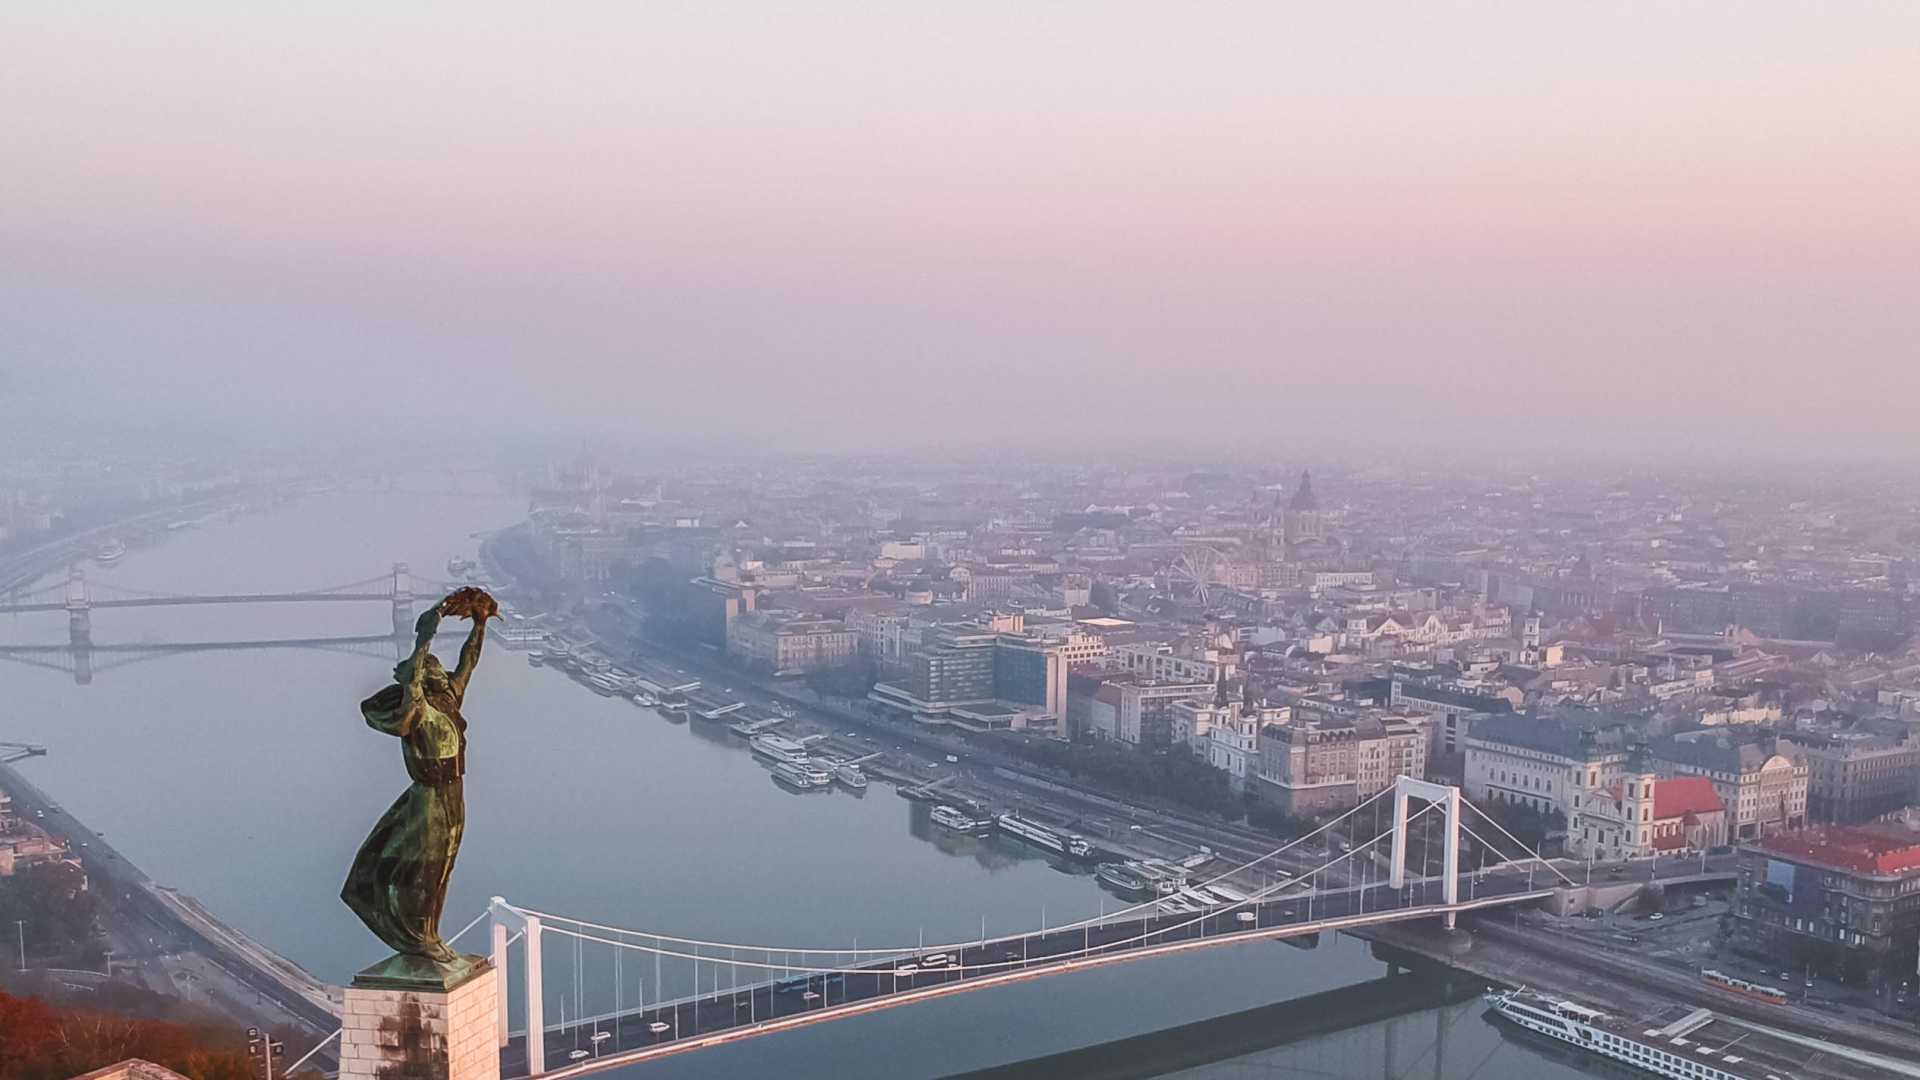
[0,488,1602,1079]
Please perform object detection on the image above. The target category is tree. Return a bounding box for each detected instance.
[0,862,100,960]
[0,989,255,1080]
[0,991,60,1072]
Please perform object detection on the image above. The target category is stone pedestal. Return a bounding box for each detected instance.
[341,961,499,1080]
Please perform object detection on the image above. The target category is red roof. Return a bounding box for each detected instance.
[1653,776,1723,819]
[1759,827,1920,876]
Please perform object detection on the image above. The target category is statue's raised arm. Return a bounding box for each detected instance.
[440,586,497,702]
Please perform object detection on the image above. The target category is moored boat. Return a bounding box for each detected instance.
[771,760,832,791]
[586,671,628,696]
[995,813,1093,859]
[930,804,992,834]
[1095,862,1154,896]
[1484,988,1776,1080]
[729,716,785,738]
[833,763,869,792]
[750,734,811,765]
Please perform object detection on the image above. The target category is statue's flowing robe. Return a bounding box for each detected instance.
[340,683,467,962]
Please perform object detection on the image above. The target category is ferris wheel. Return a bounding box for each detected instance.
[1168,546,1219,606]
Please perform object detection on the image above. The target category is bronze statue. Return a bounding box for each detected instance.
[342,586,497,987]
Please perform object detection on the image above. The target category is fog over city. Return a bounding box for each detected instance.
[4,3,1917,460]
[16,7,1920,1080]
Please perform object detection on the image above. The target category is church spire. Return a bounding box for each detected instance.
[1288,469,1318,512]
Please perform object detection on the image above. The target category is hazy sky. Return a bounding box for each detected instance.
[3,3,1916,459]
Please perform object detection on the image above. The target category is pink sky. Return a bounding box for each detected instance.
[3,3,1916,457]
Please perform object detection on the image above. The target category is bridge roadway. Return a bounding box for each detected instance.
[0,633,401,655]
[504,871,1555,1077]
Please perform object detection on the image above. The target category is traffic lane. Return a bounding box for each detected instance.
[523,884,1542,1070]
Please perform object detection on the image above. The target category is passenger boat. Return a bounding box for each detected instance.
[495,626,545,650]
[586,672,628,696]
[995,813,1093,859]
[1178,887,1222,909]
[750,734,811,765]
[833,763,869,792]
[630,689,659,707]
[658,692,689,714]
[1699,969,1787,1005]
[930,805,992,834]
[771,760,831,791]
[729,716,785,738]
[527,650,546,666]
[1202,883,1250,905]
[1095,862,1154,896]
[1133,859,1190,895]
[1485,988,1769,1079]
[93,540,127,564]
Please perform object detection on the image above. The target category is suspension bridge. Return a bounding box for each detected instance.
[0,563,462,683]
[300,777,1582,1078]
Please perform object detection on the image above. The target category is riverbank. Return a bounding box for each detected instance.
[0,486,278,593]
[1354,914,1920,1071]
[0,758,340,1041]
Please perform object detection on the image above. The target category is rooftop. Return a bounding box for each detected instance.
[1653,775,1724,819]
[1754,826,1920,876]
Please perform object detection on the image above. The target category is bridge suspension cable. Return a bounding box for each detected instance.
[505,798,1444,981]
[524,801,1449,985]
[1456,802,1579,887]
[506,785,1406,958]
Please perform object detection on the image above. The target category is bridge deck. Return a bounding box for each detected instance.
[507,876,1553,1077]
[0,592,395,614]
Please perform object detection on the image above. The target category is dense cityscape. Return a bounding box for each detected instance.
[5,446,1920,1079]
[7,4,1919,1080]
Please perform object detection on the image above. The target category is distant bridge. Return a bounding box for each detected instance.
[0,564,461,683]
[0,741,48,765]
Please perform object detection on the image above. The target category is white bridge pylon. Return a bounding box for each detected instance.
[1387,776,1462,928]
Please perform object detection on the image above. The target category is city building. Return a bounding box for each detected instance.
[1257,720,1359,817]
[1109,641,1235,684]
[1733,826,1920,984]
[1788,732,1920,825]
[1112,679,1216,747]
[1391,677,1514,763]
[674,575,758,648]
[868,625,1070,733]
[1170,686,1291,792]
[1283,469,1327,550]
[1353,715,1431,801]
[1569,746,1729,859]
[1463,713,1630,819]
[724,612,859,674]
[1650,732,1807,840]
[0,786,76,878]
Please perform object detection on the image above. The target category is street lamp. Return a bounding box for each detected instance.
[15,920,24,971]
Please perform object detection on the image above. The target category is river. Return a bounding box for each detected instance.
[0,484,1607,1079]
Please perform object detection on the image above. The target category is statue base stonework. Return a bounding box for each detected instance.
[341,958,499,1080]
